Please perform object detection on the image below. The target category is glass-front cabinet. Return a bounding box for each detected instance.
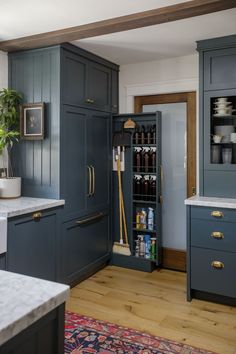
[204,89,236,171]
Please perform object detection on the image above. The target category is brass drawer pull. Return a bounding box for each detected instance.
[211,261,224,269]
[76,212,104,225]
[211,211,224,218]
[33,212,42,220]
[211,232,224,239]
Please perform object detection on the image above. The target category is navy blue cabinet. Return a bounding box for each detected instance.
[187,205,236,305]
[61,46,114,112]
[60,211,110,285]
[9,43,118,285]
[198,35,236,198]
[7,209,59,281]
[0,254,6,270]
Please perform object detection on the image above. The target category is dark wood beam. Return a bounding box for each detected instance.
[0,0,235,52]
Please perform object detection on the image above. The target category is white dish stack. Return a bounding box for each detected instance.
[213,97,234,116]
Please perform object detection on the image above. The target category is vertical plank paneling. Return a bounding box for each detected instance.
[42,53,51,187]
[33,54,43,185]
[9,47,60,198]
[23,57,34,182]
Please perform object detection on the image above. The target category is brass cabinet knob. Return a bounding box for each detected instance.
[211,261,224,269]
[85,98,94,104]
[211,210,224,218]
[33,212,42,220]
[211,231,224,239]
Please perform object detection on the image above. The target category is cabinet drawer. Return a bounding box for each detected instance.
[191,247,236,298]
[191,206,236,222]
[204,48,236,91]
[191,219,236,252]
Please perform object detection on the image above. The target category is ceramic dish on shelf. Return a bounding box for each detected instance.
[213,113,235,117]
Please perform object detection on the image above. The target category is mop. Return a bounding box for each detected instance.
[112,132,131,256]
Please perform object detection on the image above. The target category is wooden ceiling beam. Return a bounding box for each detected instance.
[0,0,235,52]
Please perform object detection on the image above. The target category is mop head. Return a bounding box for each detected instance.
[113,242,131,256]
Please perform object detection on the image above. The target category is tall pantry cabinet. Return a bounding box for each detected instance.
[9,43,119,286]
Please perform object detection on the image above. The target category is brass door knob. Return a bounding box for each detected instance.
[211,261,224,269]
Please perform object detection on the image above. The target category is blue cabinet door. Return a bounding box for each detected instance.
[62,50,88,107]
[61,106,87,219]
[88,62,111,112]
[61,211,110,285]
[86,111,111,212]
[7,209,57,281]
[204,48,236,91]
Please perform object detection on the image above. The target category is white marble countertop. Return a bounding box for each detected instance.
[0,270,69,346]
[185,195,236,209]
[0,197,65,218]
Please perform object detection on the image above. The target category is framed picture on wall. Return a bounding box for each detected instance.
[20,102,45,140]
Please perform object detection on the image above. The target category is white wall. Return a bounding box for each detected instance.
[0,51,8,89]
[119,54,198,113]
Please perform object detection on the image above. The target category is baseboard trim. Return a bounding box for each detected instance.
[162,247,186,272]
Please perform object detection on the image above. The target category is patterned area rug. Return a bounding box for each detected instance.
[65,311,216,354]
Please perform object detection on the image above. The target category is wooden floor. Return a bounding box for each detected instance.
[66,266,236,354]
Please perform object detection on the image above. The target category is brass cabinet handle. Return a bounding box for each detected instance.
[91,165,95,196]
[211,261,224,269]
[87,165,92,196]
[211,231,224,239]
[211,211,224,218]
[33,212,42,220]
[76,212,104,225]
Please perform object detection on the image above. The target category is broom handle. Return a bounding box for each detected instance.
[121,188,129,245]
[117,157,123,243]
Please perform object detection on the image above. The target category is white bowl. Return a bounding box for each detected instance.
[214,125,235,136]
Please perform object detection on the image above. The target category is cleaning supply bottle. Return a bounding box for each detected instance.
[139,235,145,257]
[134,126,140,144]
[147,207,154,230]
[151,124,156,144]
[143,147,150,173]
[140,208,147,229]
[134,147,142,172]
[150,147,156,173]
[140,125,146,144]
[144,235,151,259]
[133,175,142,199]
[142,175,149,201]
[147,125,152,144]
[150,176,156,201]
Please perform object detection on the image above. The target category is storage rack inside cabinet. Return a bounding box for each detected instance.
[112,112,162,272]
[131,114,162,267]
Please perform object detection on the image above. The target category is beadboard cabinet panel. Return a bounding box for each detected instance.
[9,47,61,199]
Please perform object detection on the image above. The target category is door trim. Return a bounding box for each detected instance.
[134,92,196,198]
[134,92,196,272]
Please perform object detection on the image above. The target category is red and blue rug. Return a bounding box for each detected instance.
[65,311,216,354]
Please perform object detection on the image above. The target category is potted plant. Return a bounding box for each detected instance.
[0,88,22,198]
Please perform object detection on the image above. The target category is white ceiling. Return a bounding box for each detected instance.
[0,0,236,64]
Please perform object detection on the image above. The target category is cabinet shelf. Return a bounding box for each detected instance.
[133,200,156,205]
[133,144,156,147]
[133,228,156,234]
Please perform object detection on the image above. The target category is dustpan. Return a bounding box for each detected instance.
[113,130,131,148]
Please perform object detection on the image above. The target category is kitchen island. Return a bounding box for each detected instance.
[0,270,69,353]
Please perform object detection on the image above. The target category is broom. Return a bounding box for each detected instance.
[112,152,131,256]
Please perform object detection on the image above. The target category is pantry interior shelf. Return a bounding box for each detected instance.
[133,200,156,205]
[133,228,156,233]
[132,144,156,147]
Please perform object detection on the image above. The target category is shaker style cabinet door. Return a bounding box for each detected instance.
[62,50,88,107]
[86,111,111,212]
[204,48,236,91]
[7,210,57,281]
[61,212,110,285]
[88,62,111,112]
[61,106,87,219]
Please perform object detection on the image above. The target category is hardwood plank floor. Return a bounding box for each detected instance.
[66,266,236,354]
